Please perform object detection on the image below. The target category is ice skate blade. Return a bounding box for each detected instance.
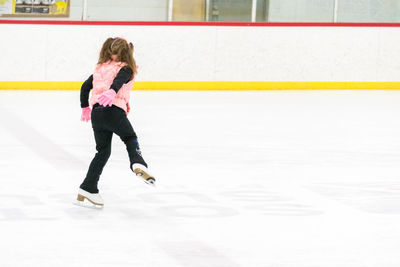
[73,195,103,209]
[133,167,156,187]
[145,178,156,187]
[73,200,104,209]
[136,174,156,187]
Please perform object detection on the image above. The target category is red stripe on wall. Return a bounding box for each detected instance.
[0,20,400,27]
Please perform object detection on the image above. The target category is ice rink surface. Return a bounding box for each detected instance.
[0,90,400,267]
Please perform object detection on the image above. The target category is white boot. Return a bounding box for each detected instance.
[74,188,104,208]
[132,163,156,186]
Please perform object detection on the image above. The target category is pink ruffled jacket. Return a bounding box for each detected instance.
[89,61,134,112]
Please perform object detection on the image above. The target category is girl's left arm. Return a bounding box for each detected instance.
[110,67,133,93]
[98,67,133,108]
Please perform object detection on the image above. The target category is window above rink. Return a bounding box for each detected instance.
[0,0,399,23]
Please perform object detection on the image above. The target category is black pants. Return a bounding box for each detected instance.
[80,105,147,193]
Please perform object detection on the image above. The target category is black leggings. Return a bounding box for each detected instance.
[80,105,147,193]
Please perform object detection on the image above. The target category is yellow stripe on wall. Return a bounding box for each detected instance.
[0,81,83,90]
[1,81,400,90]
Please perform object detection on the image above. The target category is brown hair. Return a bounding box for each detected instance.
[97,38,114,64]
[97,37,137,75]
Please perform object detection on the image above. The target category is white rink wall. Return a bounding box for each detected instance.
[1,24,400,82]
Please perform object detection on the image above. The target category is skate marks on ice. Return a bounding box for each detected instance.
[0,194,57,221]
[307,181,400,214]
[159,240,241,267]
[0,185,324,221]
[0,106,85,170]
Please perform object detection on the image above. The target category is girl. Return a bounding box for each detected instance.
[77,37,155,208]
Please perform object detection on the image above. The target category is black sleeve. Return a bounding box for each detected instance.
[80,75,93,108]
[110,67,133,93]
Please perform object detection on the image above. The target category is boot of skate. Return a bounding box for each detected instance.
[131,163,156,186]
[75,188,104,208]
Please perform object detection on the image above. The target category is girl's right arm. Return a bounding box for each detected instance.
[80,75,93,108]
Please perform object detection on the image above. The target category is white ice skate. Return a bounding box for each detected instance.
[74,188,104,209]
[132,163,156,186]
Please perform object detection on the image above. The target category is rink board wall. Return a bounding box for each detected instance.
[0,21,400,90]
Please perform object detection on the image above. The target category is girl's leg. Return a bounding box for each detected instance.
[115,120,156,185]
[104,106,147,168]
[80,130,113,193]
[106,106,154,184]
[116,122,147,169]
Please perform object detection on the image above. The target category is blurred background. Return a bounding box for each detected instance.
[1,0,400,23]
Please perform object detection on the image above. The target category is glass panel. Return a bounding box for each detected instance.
[208,0,252,22]
[256,0,269,22]
[86,0,168,21]
[268,0,335,22]
[173,0,205,21]
[337,0,400,23]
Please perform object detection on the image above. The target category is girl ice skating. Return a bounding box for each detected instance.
[76,37,155,208]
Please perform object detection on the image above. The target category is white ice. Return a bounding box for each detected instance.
[0,90,400,267]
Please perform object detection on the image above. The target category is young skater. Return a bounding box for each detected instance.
[77,37,155,208]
